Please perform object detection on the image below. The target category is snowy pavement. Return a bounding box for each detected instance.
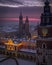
[0,54,36,65]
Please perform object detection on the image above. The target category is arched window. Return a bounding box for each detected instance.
[42,43,46,49]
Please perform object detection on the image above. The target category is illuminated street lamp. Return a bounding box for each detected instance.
[42,28,48,37]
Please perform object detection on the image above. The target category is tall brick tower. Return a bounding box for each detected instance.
[25,16,29,35]
[40,0,52,26]
[36,0,52,65]
[19,12,23,37]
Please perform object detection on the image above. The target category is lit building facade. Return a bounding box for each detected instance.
[36,0,52,65]
[0,38,36,62]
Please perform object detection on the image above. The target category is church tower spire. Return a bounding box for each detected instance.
[36,1,52,65]
[40,0,52,26]
[19,12,23,20]
[25,16,29,34]
[19,12,23,37]
[44,0,50,13]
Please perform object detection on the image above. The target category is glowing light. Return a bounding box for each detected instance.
[7,39,14,45]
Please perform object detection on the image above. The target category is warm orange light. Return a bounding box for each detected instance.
[7,39,14,45]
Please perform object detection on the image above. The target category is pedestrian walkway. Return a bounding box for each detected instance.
[0,54,36,65]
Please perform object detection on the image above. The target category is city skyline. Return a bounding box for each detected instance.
[0,0,52,65]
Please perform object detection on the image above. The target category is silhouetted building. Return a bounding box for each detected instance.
[25,16,31,38]
[36,0,52,65]
[38,0,52,38]
[19,12,31,38]
[25,16,29,34]
[40,0,52,26]
[19,12,23,37]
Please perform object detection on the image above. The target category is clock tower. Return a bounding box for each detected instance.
[36,0,52,65]
[38,0,52,37]
[40,0,52,26]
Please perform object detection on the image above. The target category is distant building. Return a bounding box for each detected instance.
[25,16,29,34]
[19,12,31,38]
[19,12,23,37]
[36,0,52,65]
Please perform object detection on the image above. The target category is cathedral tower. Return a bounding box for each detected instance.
[36,0,52,65]
[25,16,29,35]
[19,12,23,37]
[40,0,52,26]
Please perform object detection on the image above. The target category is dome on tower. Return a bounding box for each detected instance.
[45,0,49,5]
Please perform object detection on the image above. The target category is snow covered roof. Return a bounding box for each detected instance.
[20,48,36,54]
[37,37,52,41]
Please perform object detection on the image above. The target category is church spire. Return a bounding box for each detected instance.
[44,0,50,13]
[19,12,23,37]
[25,16,29,22]
[44,0,49,6]
[40,0,52,26]
[19,12,23,20]
[45,0,49,2]
[25,16,29,35]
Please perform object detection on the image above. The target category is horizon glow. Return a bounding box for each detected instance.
[0,18,40,22]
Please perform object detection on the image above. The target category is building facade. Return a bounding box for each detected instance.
[36,0,52,65]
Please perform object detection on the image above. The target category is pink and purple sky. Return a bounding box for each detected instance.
[0,0,52,22]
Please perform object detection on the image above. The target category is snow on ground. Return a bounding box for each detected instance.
[0,59,16,65]
[0,54,36,65]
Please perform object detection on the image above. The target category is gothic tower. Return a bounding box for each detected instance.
[40,0,52,26]
[19,12,23,37]
[36,0,52,65]
[38,0,52,37]
[25,16,29,35]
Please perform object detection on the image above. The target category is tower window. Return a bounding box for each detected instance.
[43,44,45,48]
[42,43,46,48]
